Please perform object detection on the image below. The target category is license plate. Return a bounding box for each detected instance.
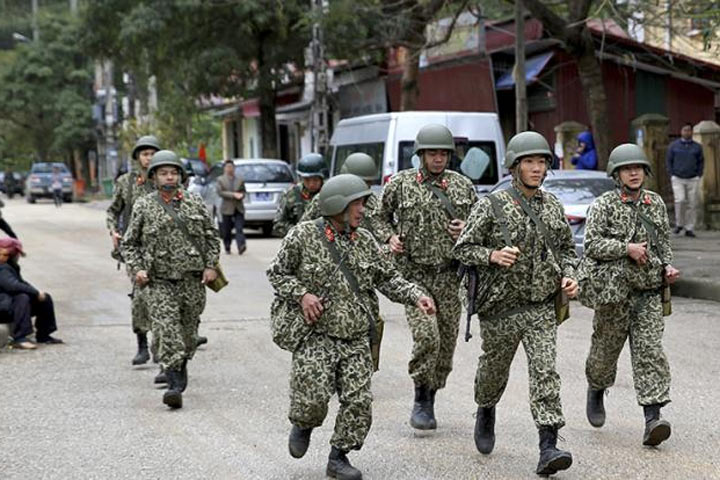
[253,192,272,201]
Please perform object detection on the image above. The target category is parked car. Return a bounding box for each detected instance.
[194,159,296,236]
[0,172,25,197]
[328,111,506,195]
[25,162,73,203]
[181,157,210,179]
[489,170,615,256]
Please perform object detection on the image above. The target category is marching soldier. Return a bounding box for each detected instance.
[106,135,160,367]
[583,144,679,446]
[267,174,435,480]
[452,131,578,476]
[376,124,476,430]
[122,150,220,409]
[272,153,326,237]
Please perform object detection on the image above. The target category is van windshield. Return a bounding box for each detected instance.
[332,143,383,185]
[398,140,498,185]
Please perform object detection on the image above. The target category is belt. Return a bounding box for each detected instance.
[412,262,457,274]
[479,297,553,323]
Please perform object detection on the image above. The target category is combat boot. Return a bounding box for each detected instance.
[586,388,606,427]
[196,336,208,347]
[178,360,188,393]
[410,385,436,430]
[154,367,168,385]
[474,406,496,454]
[326,446,362,480]
[288,425,313,458]
[536,427,572,476]
[162,369,183,409]
[642,404,671,446]
[132,333,150,365]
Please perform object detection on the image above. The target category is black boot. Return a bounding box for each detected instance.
[474,406,496,454]
[162,369,183,409]
[178,360,188,393]
[586,387,606,428]
[132,333,150,365]
[196,336,208,347]
[410,385,436,430]
[326,446,362,480]
[154,367,168,385]
[642,404,671,446]
[536,427,573,475]
[288,425,313,458]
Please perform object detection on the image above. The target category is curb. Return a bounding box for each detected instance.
[671,278,720,303]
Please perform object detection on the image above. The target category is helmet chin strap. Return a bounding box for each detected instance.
[160,183,178,192]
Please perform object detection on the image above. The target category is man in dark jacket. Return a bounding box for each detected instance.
[666,123,704,237]
[0,238,62,349]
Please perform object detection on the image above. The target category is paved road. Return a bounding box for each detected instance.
[1,197,719,479]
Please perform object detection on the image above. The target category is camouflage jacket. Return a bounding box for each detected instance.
[106,171,155,234]
[376,168,477,266]
[584,188,672,290]
[272,183,319,237]
[266,219,424,340]
[452,185,577,316]
[121,189,221,280]
[299,192,388,241]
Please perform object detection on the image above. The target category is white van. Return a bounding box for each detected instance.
[328,111,505,194]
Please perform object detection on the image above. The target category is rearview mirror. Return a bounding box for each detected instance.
[461,147,491,180]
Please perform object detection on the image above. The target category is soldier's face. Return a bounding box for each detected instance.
[303,176,323,193]
[345,197,366,229]
[423,150,450,174]
[138,149,156,169]
[517,155,548,188]
[155,166,180,188]
[618,164,645,189]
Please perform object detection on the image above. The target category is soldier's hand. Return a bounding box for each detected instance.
[111,231,121,249]
[202,268,218,285]
[388,234,405,254]
[416,295,436,315]
[561,277,578,299]
[135,270,149,286]
[301,293,324,324]
[490,246,520,268]
[627,242,648,265]
[664,265,680,284]
[447,219,465,240]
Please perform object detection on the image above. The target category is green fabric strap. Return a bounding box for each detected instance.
[425,182,458,219]
[153,193,208,266]
[508,187,561,260]
[487,194,512,246]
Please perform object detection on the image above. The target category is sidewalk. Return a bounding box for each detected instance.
[671,230,720,302]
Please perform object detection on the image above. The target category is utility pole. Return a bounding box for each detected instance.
[514,0,527,133]
[31,0,39,41]
[309,0,330,155]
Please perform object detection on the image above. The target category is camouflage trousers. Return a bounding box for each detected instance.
[405,264,461,392]
[145,275,206,371]
[289,333,373,452]
[475,301,565,429]
[585,290,671,406]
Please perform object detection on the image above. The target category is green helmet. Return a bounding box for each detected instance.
[504,131,552,169]
[297,153,327,178]
[319,174,372,216]
[147,150,187,182]
[413,124,455,154]
[131,135,161,160]
[606,143,651,176]
[340,152,377,181]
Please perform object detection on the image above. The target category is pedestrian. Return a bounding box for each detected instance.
[121,150,220,409]
[272,153,326,237]
[581,143,680,447]
[376,124,477,431]
[452,131,579,476]
[51,166,63,207]
[106,135,161,373]
[0,198,19,239]
[267,174,435,480]
[571,131,598,170]
[0,237,63,349]
[4,167,17,199]
[666,122,703,237]
[216,159,247,255]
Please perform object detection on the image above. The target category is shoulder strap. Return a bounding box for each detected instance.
[487,193,512,246]
[425,182,458,219]
[153,193,207,264]
[508,187,558,255]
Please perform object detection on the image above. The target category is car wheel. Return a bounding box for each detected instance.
[27,194,36,204]
[262,223,273,237]
[64,195,73,203]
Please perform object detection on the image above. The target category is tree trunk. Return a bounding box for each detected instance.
[514,0,527,133]
[258,82,278,159]
[400,46,421,111]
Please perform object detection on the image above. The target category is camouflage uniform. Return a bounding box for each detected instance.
[106,172,155,335]
[272,184,318,238]
[452,183,577,428]
[584,189,672,406]
[121,189,220,370]
[377,167,476,391]
[267,219,424,451]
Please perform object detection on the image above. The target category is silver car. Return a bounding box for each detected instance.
[489,170,615,256]
[193,159,296,236]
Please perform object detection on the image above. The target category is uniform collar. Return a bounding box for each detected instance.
[416,167,449,190]
[618,188,651,205]
[324,219,358,243]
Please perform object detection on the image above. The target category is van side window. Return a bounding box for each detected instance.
[398,140,499,185]
[333,143,384,185]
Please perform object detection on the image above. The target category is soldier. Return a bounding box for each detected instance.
[452,131,578,476]
[122,150,220,409]
[376,124,476,430]
[267,174,435,480]
[106,135,160,367]
[583,144,680,446]
[272,153,326,237]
